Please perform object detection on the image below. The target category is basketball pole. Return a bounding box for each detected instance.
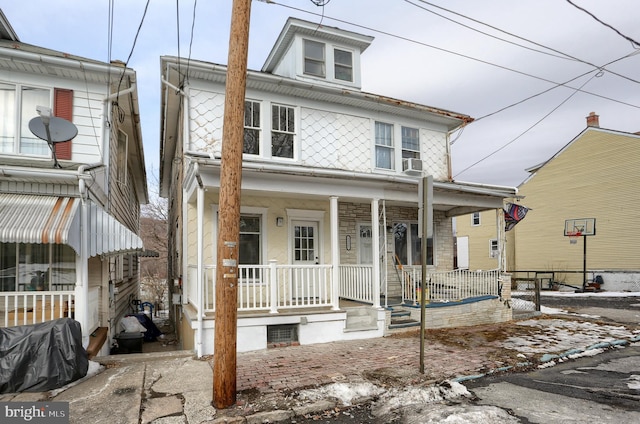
[582,234,587,292]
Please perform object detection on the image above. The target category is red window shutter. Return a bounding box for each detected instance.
[53,88,74,160]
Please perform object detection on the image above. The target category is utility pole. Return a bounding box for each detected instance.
[213,0,251,409]
[419,175,432,374]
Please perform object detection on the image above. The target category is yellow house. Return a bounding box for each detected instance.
[459,113,640,292]
[455,209,505,271]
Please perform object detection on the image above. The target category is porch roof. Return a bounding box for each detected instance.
[0,193,143,256]
[184,156,517,216]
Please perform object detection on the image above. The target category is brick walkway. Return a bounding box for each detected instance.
[233,333,498,393]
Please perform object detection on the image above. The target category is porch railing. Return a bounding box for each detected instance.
[339,264,373,304]
[188,262,334,314]
[402,268,501,305]
[0,291,75,327]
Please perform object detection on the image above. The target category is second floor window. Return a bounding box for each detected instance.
[244,100,260,155]
[472,212,481,226]
[401,126,420,159]
[0,83,51,156]
[271,104,295,158]
[304,39,325,77]
[334,48,353,82]
[375,121,394,169]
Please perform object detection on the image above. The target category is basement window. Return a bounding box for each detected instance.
[267,324,298,346]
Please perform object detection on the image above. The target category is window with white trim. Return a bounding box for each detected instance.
[0,82,51,156]
[401,126,420,159]
[375,121,394,169]
[334,48,353,82]
[239,215,261,265]
[271,104,295,158]
[243,100,260,155]
[472,212,481,226]
[304,39,325,77]
[489,239,499,258]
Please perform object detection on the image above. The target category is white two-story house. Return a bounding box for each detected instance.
[159,18,516,356]
[0,10,148,357]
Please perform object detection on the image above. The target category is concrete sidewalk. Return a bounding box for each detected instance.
[2,313,639,424]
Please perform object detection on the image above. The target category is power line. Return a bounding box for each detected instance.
[183,0,199,87]
[176,0,181,81]
[410,0,640,85]
[116,0,151,99]
[262,0,640,112]
[454,72,601,179]
[403,0,576,62]
[476,49,640,121]
[565,0,640,47]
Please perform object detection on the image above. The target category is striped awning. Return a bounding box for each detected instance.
[0,194,143,256]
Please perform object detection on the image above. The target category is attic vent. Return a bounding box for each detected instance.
[267,324,298,345]
[402,158,423,175]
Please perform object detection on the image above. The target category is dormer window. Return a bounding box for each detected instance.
[303,40,325,78]
[302,39,355,84]
[334,48,353,82]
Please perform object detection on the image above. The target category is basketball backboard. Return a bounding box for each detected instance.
[564,218,596,236]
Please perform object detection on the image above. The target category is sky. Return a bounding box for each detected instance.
[2,0,639,189]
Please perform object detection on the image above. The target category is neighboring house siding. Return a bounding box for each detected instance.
[456,211,500,271]
[514,129,640,273]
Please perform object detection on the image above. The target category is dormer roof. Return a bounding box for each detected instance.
[262,17,373,73]
[0,9,19,41]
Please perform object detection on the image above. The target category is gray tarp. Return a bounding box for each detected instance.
[0,318,88,393]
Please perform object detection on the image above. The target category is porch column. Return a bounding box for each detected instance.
[76,199,89,345]
[196,185,204,357]
[371,198,381,308]
[330,196,340,310]
[496,208,505,272]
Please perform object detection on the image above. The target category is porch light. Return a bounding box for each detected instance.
[346,235,351,251]
[276,217,284,227]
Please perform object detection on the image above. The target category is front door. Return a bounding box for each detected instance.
[292,220,319,299]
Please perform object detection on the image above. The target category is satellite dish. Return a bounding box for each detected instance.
[28,115,78,168]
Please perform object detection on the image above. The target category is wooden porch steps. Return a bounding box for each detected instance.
[86,327,108,359]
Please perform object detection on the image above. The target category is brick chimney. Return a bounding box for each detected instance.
[586,111,599,127]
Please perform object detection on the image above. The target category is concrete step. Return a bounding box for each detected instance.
[344,307,377,332]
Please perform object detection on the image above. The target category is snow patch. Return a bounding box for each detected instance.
[627,375,640,390]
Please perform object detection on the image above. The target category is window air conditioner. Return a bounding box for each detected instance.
[402,158,423,175]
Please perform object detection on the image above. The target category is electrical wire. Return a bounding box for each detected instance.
[403,0,575,62]
[182,0,198,88]
[261,0,640,111]
[410,0,640,85]
[565,0,640,47]
[453,72,601,179]
[476,49,640,121]
[115,0,151,103]
[176,0,181,82]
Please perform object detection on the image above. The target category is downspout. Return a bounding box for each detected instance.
[77,169,91,347]
[330,196,340,311]
[446,130,453,181]
[371,198,381,308]
[196,164,204,358]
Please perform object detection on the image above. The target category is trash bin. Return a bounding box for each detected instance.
[115,332,144,354]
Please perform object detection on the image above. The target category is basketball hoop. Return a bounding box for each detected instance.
[568,231,582,244]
